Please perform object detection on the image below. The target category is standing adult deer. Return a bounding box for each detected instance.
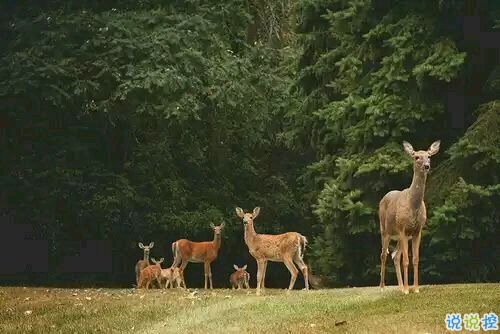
[171,223,225,289]
[135,242,154,287]
[235,207,309,295]
[379,140,440,294]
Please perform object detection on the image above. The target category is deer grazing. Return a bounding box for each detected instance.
[379,140,440,294]
[235,207,309,295]
[160,267,185,289]
[138,257,164,289]
[135,242,154,287]
[171,222,225,289]
[230,264,250,289]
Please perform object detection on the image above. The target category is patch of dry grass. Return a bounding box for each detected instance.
[0,284,498,333]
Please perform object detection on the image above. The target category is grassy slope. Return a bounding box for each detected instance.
[0,284,499,333]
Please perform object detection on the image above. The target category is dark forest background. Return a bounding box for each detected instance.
[0,0,498,289]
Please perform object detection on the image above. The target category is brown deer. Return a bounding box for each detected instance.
[160,267,185,289]
[230,264,250,289]
[235,207,309,295]
[135,242,154,287]
[138,257,164,289]
[171,223,225,289]
[379,140,440,294]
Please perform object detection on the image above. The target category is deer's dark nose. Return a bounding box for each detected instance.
[424,164,430,170]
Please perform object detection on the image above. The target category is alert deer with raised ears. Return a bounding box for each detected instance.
[135,242,154,287]
[230,264,250,289]
[235,207,309,296]
[171,222,225,289]
[379,140,440,294]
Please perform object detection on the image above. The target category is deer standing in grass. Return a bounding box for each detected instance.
[171,223,225,289]
[138,257,164,289]
[230,264,250,289]
[160,267,185,289]
[379,140,440,294]
[235,207,309,295]
[135,242,154,287]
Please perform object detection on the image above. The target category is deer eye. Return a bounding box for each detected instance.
[414,156,419,161]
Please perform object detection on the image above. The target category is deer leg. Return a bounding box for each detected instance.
[293,254,309,291]
[203,262,209,289]
[208,263,213,289]
[256,260,264,296]
[261,260,268,290]
[412,231,422,293]
[284,258,299,293]
[392,242,403,290]
[245,274,250,289]
[400,232,410,294]
[177,262,188,289]
[379,233,390,291]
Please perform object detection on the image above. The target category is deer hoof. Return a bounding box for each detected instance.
[413,288,420,293]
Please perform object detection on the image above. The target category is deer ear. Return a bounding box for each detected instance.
[233,264,238,270]
[138,242,144,249]
[151,258,157,263]
[210,223,215,228]
[427,140,441,156]
[159,258,164,263]
[149,242,154,248]
[220,221,225,228]
[235,207,244,218]
[403,141,415,156]
[253,207,260,218]
[242,264,247,270]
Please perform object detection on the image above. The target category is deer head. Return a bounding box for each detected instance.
[151,257,164,266]
[138,242,154,255]
[209,222,225,235]
[233,264,248,271]
[403,140,440,173]
[235,207,260,226]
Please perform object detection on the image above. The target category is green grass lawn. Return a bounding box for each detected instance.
[0,284,498,333]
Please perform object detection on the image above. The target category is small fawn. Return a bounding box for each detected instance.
[230,264,250,289]
[160,267,185,289]
[138,257,164,289]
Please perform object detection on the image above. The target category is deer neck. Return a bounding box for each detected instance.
[408,167,427,210]
[212,233,222,251]
[244,222,257,248]
[143,252,149,263]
